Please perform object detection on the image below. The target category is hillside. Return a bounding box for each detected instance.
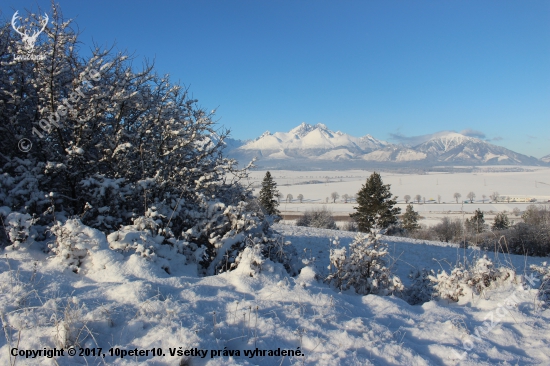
[1,223,549,365]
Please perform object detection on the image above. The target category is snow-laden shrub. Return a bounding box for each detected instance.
[433,255,514,302]
[296,206,337,230]
[49,219,102,273]
[326,229,403,296]
[326,237,347,291]
[106,215,191,275]
[1,6,273,276]
[107,216,166,259]
[79,174,135,231]
[341,220,358,232]
[404,268,437,305]
[529,262,550,306]
[4,212,36,248]
[0,6,295,279]
[0,159,49,217]
[180,196,277,275]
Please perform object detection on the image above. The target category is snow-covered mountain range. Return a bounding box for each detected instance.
[542,154,550,163]
[226,123,543,168]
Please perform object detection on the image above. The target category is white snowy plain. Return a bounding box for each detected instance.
[1,223,549,366]
[248,168,550,226]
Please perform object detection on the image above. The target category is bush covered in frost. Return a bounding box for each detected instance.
[326,229,403,296]
[432,256,514,302]
[296,206,337,230]
[530,262,550,306]
[0,5,281,274]
[404,268,437,305]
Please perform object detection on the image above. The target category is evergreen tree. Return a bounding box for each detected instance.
[466,209,486,233]
[258,171,280,216]
[402,204,420,232]
[350,172,401,232]
[492,212,510,230]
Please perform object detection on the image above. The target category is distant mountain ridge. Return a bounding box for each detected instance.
[225,123,544,168]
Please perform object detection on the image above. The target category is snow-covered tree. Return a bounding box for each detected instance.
[297,194,304,203]
[467,191,476,203]
[286,193,293,203]
[331,192,339,203]
[404,195,411,204]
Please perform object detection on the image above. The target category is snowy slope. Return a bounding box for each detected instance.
[1,223,549,366]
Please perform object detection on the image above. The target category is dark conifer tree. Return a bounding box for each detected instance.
[402,204,420,232]
[492,212,510,230]
[466,209,486,233]
[350,172,400,232]
[258,171,280,216]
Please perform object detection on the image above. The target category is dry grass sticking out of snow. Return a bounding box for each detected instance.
[0,224,549,365]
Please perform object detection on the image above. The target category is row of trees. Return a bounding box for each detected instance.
[281,192,358,204]
[403,191,503,204]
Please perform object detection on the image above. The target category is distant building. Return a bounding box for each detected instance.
[498,196,536,203]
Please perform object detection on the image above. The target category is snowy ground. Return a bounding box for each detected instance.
[1,224,549,365]
[248,168,550,226]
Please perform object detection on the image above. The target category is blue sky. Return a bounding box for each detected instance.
[3,0,549,157]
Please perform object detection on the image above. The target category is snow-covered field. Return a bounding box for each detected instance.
[1,223,549,365]
[247,168,550,225]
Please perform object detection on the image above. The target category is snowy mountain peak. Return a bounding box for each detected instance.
[431,132,476,142]
[289,122,333,137]
[289,122,314,137]
[315,123,329,131]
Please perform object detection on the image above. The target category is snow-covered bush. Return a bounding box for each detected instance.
[404,268,437,305]
[107,216,166,259]
[4,212,35,248]
[529,262,550,306]
[296,206,337,230]
[341,220,358,232]
[49,219,102,273]
[0,6,279,275]
[326,237,347,291]
[326,229,403,296]
[433,256,514,302]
